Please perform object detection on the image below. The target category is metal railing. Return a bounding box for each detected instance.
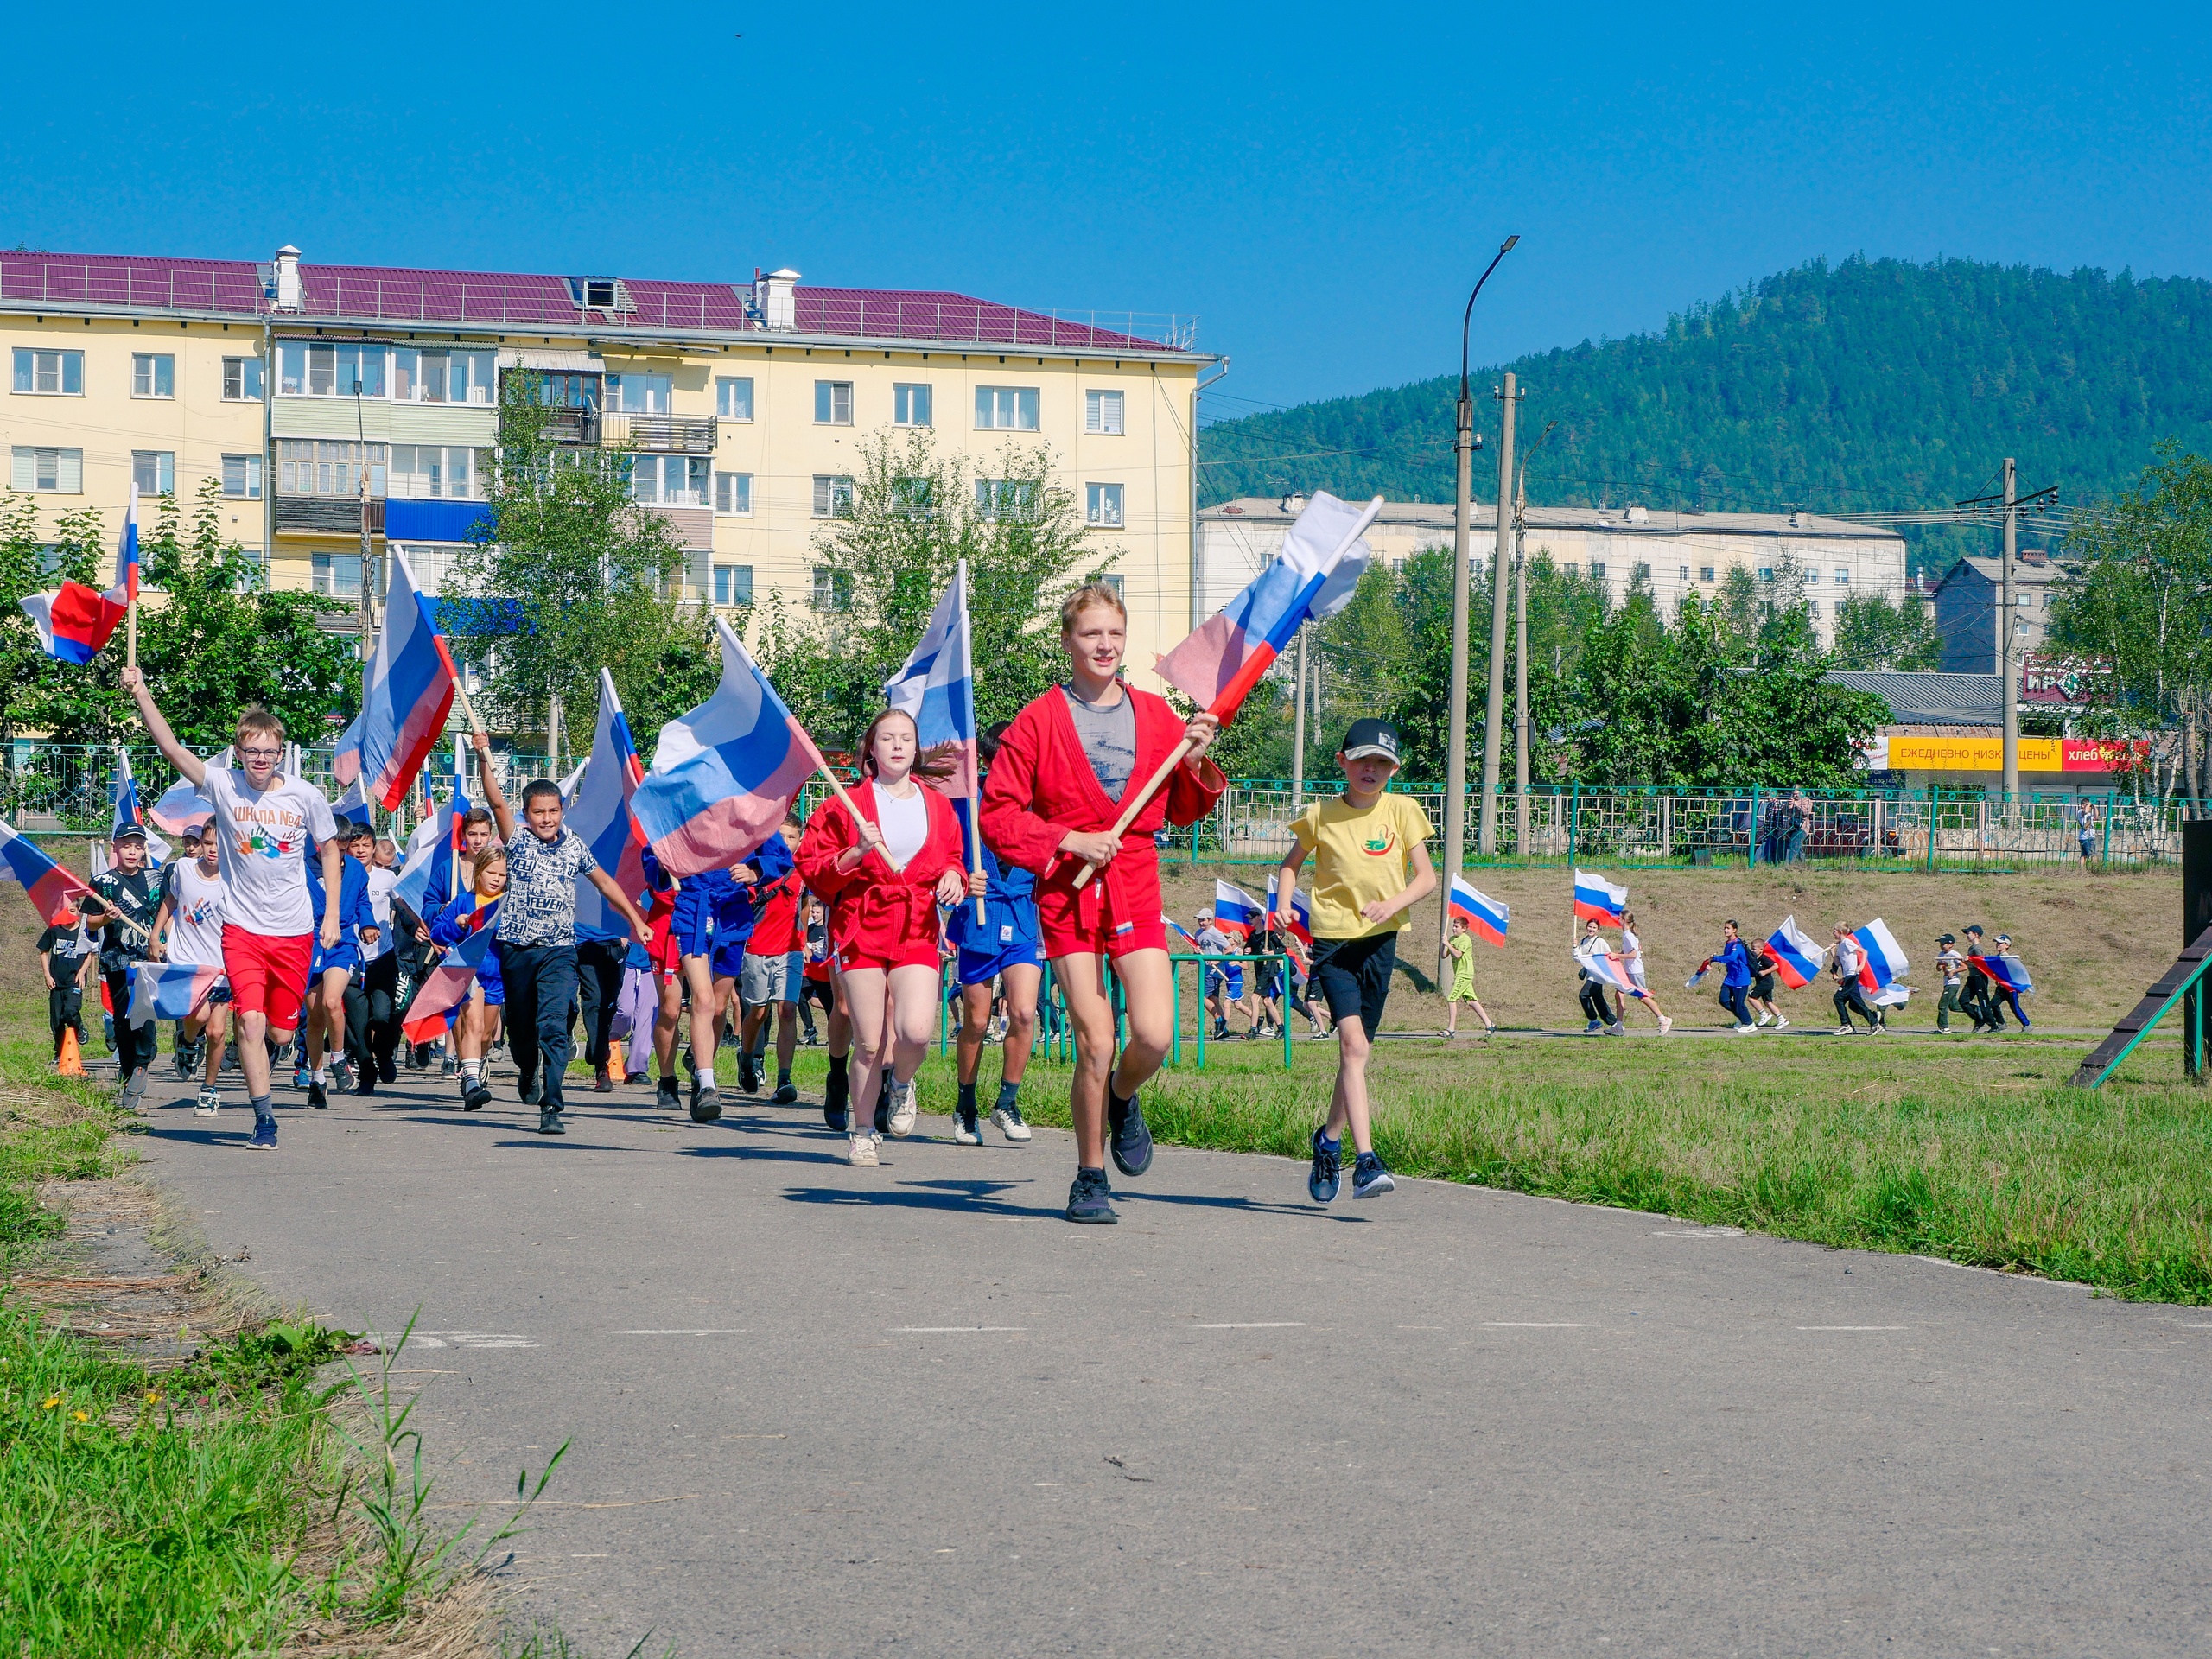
[603,413,718,454]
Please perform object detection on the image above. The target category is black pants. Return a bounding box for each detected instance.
[1834,982,1879,1028]
[104,969,157,1082]
[344,953,401,1077]
[573,940,627,1068]
[1579,979,1617,1026]
[49,984,84,1055]
[504,943,579,1110]
[1963,976,2002,1029]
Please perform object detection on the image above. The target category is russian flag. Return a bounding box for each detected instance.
[1853,918,1907,992]
[1576,944,1637,992]
[1155,493,1378,724]
[125,961,223,1027]
[150,748,226,836]
[569,669,650,944]
[633,617,825,878]
[392,749,469,920]
[1165,912,1198,946]
[1765,915,1822,990]
[0,818,93,921]
[1266,873,1313,946]
[1448,875,1509,947]
[1970,952,2033,995]
[20,580,130,665]
[883,561,978,808]
[120,480,139,602]
[331,550,460,811]
[109,752,170,864]
[1573,868,1627,926]
[1212,879,1265,941]
[401,900,501,1043]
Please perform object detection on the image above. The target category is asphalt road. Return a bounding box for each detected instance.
[139,1066,2212,1658]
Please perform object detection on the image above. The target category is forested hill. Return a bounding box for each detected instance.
[1199,257,2212,575]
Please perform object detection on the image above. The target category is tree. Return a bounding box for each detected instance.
[1831,591,1941,671]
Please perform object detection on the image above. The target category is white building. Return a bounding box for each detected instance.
[1197,498,1910,647]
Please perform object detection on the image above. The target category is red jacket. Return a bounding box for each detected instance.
[797,778,964,957]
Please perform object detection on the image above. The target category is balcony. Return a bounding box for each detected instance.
[276,496,385,535]
[537,406,601,446]
[602,412,718,454]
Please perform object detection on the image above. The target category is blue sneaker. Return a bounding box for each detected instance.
[1065,1167,1117,1224]
[1351,1151,1395,1199]
[1308,1129,1341,1204]
[1108,1089,1154,1178]
[246,1119,278,1151]
[291,1065,311,1090]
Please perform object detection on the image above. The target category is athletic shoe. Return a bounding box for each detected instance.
[656,1075,681,1111]
[594,1066,613,1094]
[952,1108,982,1146]
[690,1086,721,1123]
[122,1069,149,1104]
[887,1079,918,1137]
[410,1043,430,1069]
[1833,1025,1855,1036]
[991,1102,1032,1143]
[1657,1015,1675,1035]
[1732,1024,1758,1034]
[194,1089,220,1118]
[1774,1016,1790,1030]
[1755,1013,1774,1028]
[292,1065,312,1090]
[378,1054,397,1084]
[246,1120,278,1150]
[1603,1023,1626,1037]
[1442,1027,1459,1039]
[1065,1168,1117,1224]
[307,1079,328,1110]
[1308,1128,1342,1205]
[463,1084,491,1112]
[824,1102,849,1134]
[439,1055,460,1079]
[1108,1090,1154,1178]
[519,1077,543,1107]
[1584,1020,1602,1033]
[1351,1151,1395,1199]
[847,1134,878,1167]
[537,1108,565,1135]
[486,1041,508,1066]
[773,1082,798,1105]
[332,1059,356,1094]
[173,1046,195,1081]
[738,1059,760,1095]
[1484,1022,1497,1037]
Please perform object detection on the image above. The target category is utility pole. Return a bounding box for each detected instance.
[1290,623,1307,810]
[1445,235,1518,969]
[1479,372,1517,855]
[1513,465,1530,854]
[2000,457,2018,803]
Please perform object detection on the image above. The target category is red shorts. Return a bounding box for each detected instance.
[836,938,941,974]
[1036,881,1169,961]
[222,925,313,1031]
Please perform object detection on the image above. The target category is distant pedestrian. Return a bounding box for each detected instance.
[1616,908,1674,1035]
[1440,915,1495,1037]
[1934,934,1967,1033]
[1694,921,1756,1033]
[1746,933,1789,1029]
[2076,801,2098,869]
[1786,791,1812,864]
[1829,925,1882,1034]
[1961,925,2001,1031]
[38,903,94,1061]
[1992,933,2033,1030]
[1575,918,1623,1033]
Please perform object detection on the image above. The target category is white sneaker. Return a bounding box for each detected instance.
[1755,1013,1773,1027]
[887,1078,918,1137]
[1774,1016,1790,1030]
[1657,1015,1674,1035]
[847,1135,878,1166]
[1834,1025,1855,1036]
[1604,1023,1626,1037]
[951,1110,982,1146]
[991,1102,1032,1142]
[194,1088,220,1118]
[1732,1023,1757,1033]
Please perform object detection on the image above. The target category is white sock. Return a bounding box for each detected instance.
[313,1067,327,1084]
[699,1066,716,1088]
[461,1059,482,1082]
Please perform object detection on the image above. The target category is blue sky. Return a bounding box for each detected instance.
[5,3,2206,415]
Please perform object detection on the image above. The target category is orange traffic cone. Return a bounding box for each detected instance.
[607,1039,626,1079]
[56,1027,87,1078]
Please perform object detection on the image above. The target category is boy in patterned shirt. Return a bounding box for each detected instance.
[469,731,651,1135]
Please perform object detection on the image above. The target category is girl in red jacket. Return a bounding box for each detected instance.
[798,708,982,1167]
[980,584,1225,1224]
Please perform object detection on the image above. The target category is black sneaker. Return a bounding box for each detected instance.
[463,1084,491,1112]
[519,1077,543,1107]
[1065,1167,1118,1224]
[772,1082,798,1105]
[378,1054,397,1084]
[738,1059,760,1094]
[332,1059,356,1094]
[1107,1089,1153,1178]
[354,1071,378,1096]
[307,1079,328,1110]
[1351,1151,1395,1199]
[1308,1128,1342,1204]
[537,1108,565,1135]
[824,1102,849,1133]
[656,1075,681,1111]
[690,1086,721,1123]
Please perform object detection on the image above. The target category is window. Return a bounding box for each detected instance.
[311,553,364,596]
[1757,566,1776,581]
[10,447,83,493]
[629,454,709,506]
[715,377,753,421]
[813,380,854,424]
[533,372,600,410]
[893,383,932,427]
[221,454,264,499]
[812,474,854,518]
[277,441,387,498]
[605,372,671,414]
[976,477,1039,521]
[713,472,753,515]
[1678,565,1690,583]
[1563,563,1579,578]
[131,451,175,495]
[582,277,619,310]
[975,385,1039,431]
[1634,563,1651,581]
[389,445,481,499]
[131,353,175,398]
[391,347,492,404]
[1806,599,1821,617]
[891,477,935,518]
[1834,567,1850,586]
[712,565,755,607]
[1085,389,1124,435]
[810,565,852,612]
[1589,562,1608,581]
[1085,482,1124,528]
[395,543,463,594]
[1700,565,1715,583]
[1091,573,1125,601]
[277,340,387,397]
[222,356,264,401]
[12,349,83,396]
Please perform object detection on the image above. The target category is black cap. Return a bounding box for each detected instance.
[1340,718,1402,764]
[1964,925,1984,937]
[111,823,147,842]
[1937,933,1955,944]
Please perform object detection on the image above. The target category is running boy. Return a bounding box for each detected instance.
[38,902,94,1063]
[124,668,341,1149]
[1274,718,1437,1204]
[1935,933,1967,1033]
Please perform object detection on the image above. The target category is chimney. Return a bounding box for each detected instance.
[272,245,303,312]
[756,267,799,332]
[1625,504,1649,524]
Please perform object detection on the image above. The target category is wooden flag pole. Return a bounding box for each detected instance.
[812,762,902,878]
[958,559,985,926]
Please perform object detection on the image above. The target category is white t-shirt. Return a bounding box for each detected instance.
[200,767,339,938]
[165,860,228,968]
[364,867,397,960]
[872,781,929,868]
[1620,925,1649,987]
[1833,934,1862,979]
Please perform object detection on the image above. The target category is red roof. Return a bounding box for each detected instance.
[0,249,1190,353]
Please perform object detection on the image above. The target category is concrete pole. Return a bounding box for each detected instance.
[1514,467,1530,855]
[1480,372,1516,855]
[1444,377,1475,968]
[2001,456,2018,804]
[1290,623,1307,810]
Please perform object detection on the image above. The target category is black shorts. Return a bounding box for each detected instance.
[1751,972,1776,1001]
[1309,932,1398,1035]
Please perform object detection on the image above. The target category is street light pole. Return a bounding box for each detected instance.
[1444,236,1518,967]
[2001,455,2019,804]
[1479,371,1517,855]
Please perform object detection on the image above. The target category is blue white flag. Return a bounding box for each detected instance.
[567,669,649,944]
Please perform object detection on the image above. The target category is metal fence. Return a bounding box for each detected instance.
[4,745,2185,870]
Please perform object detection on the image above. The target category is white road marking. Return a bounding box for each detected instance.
[408,1331,539,1350]
[1795,1325,1908,1332]
[889,1326,1027,1333]
[613,1329,748,1336]
[1652,1227,1745,1238]
[1193,1322,1306,1329]
[1484,1321,1586,1328]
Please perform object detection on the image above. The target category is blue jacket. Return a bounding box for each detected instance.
[1718,938,1752,989]
[944,844,1038,954]
[430,893,503,1001]
[304,851,376,949]
[666,834,794,951]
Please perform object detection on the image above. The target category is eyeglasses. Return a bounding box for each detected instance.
[238,746,282,760]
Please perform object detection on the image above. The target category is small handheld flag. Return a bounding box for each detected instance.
[1447,875,1509,947]
[884,561,982,918]
[401,901,502,1043]
[1266,872,1313,946]
[1575,941,1637,992]
[0,818,95,923]
[1573,869,1627,927]
[1765,915,1822,990]
[121,483,140,669]
[1853,918,1907,991]
[1211,880,1266,941]
[150,747,226,836]
[329,549,461,810]
[392,748,471,919]
[20,580,130,664]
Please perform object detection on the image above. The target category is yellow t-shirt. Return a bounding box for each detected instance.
[1290,792,1436,940]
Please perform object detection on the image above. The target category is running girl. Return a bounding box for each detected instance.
[430,846,507,1111]
[1617,908,1674,1035]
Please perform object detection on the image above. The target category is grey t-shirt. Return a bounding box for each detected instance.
[497,826,598,948]
[1060,684,1137,801]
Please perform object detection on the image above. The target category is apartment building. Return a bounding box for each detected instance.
[1,247,1205,686]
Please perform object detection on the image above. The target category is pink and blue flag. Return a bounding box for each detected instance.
[1155,493,1380,723]
[401,899,501,1044]
[1853,918,1907,991]
[125,961,223,1027]
[1212,879,1266,940]
[633,617,826,878]
[391,748,469,920]
[1969,952,2033,995]
[1573,868,1627,926]
[883,561,978,808]
[19,485,135,665]
[150,747,226,836]
[1765,915,1823,990]
[569,669,650,944]
[0,818,93,921]
[331,550,460,811]
[1267,873,1313,946]
[1576,940,1637,992]
[1448,875,1509,947]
